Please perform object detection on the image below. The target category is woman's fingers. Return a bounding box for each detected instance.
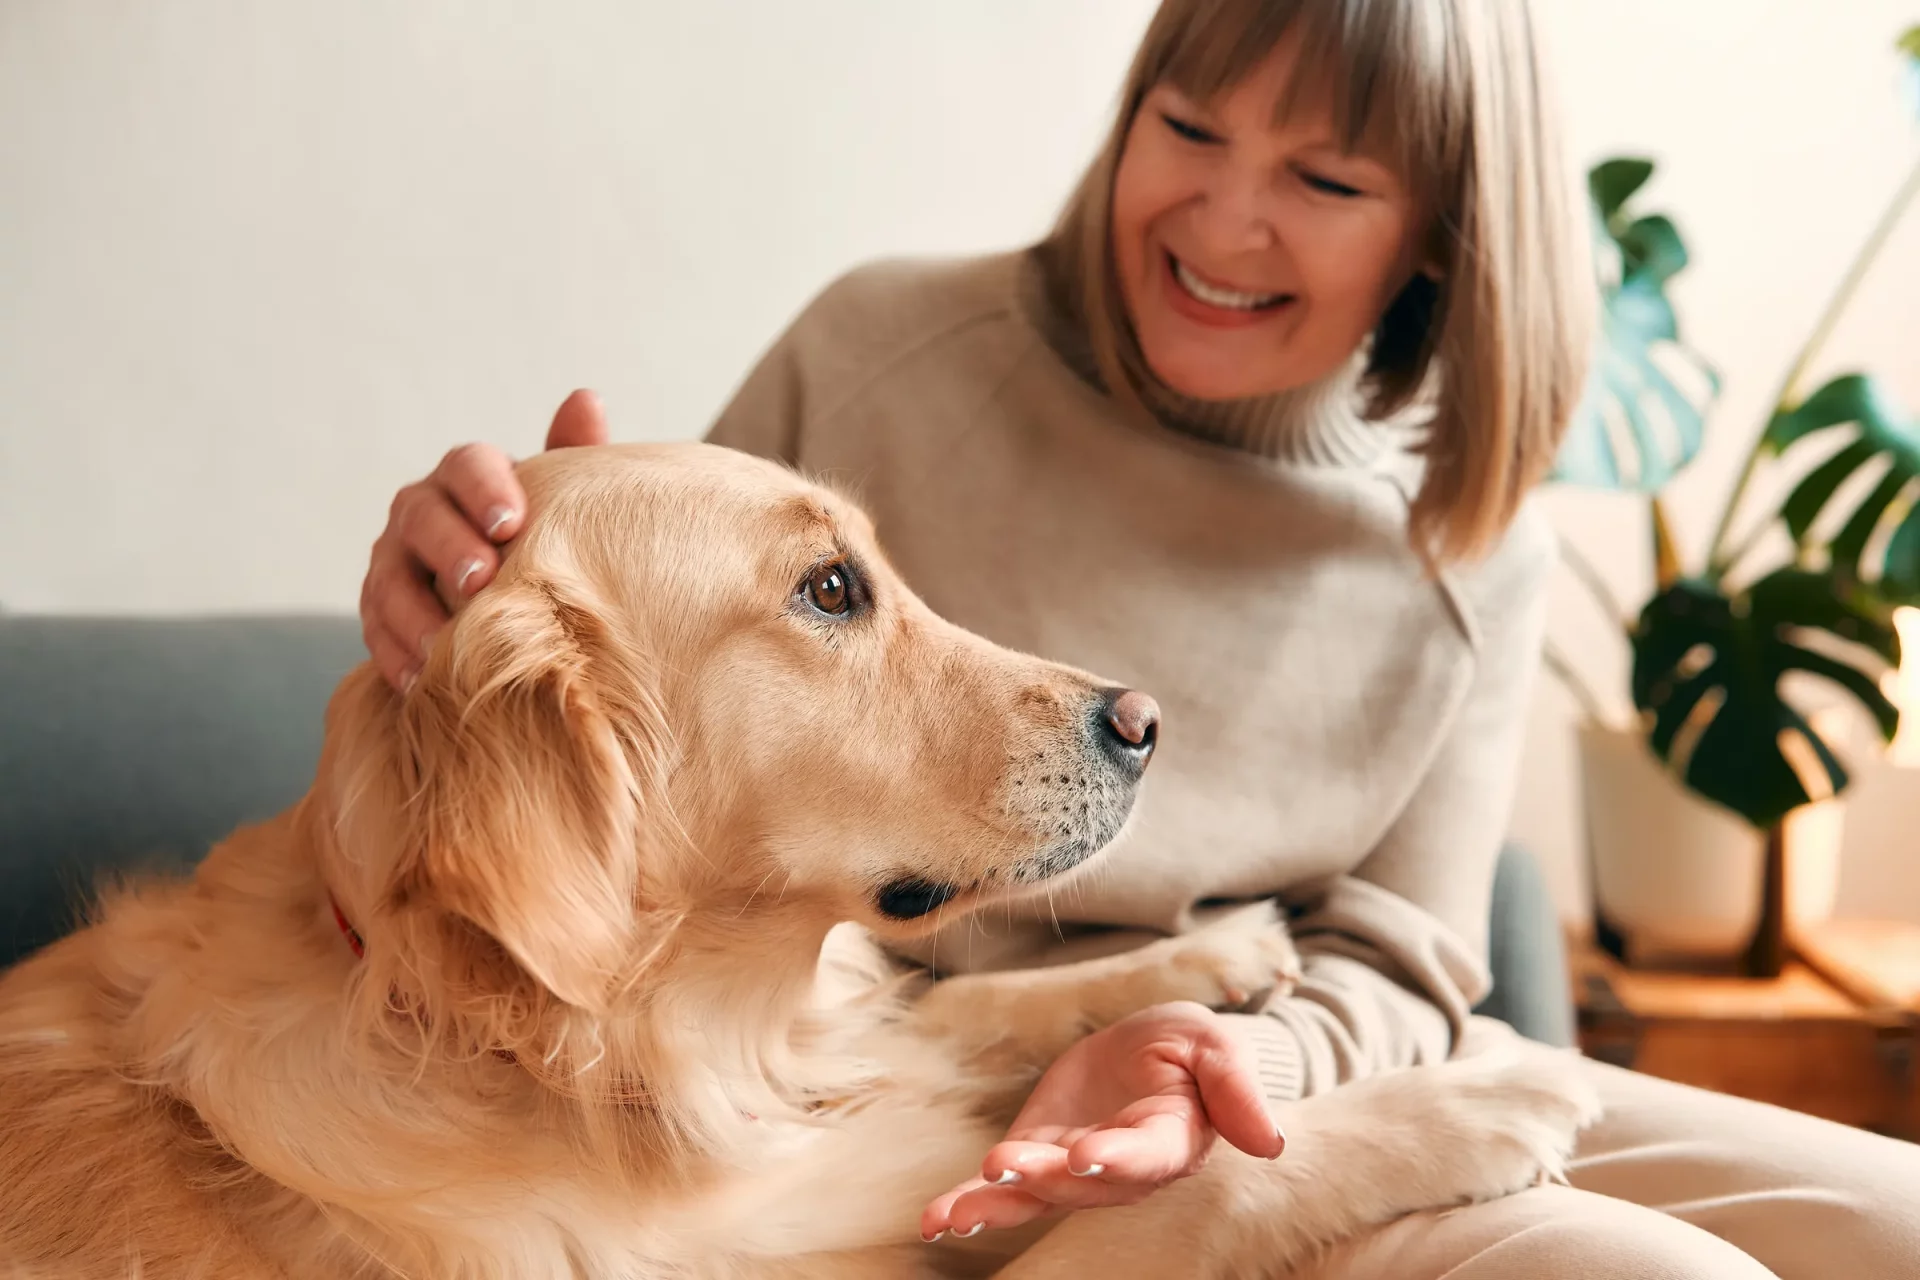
[358,393,611,692]
[990,1107,1202,1211]
[1185,1023,1287,1160]
[546,388,610,450]
[361,522,452,689]
[393,482,502,604]
[430,443,526,544]
[980,1140,1076,1187]
[1061,1106,1209,1186]
[362,616,425,693]
[931,1118,1189,1237]
[364,457,516,682]
[932,1183,1060,1239]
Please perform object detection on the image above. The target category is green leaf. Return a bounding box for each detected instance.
[1747,569,1901,666]
[1631,569,1901,828]
[1590,158,1654,222]
[1766,373,1920,601]
[1782,439,1876,540]
[1618,214,1688,286]
[1554,158,1719,493]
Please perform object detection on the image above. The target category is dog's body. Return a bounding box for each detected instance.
[0,444,1597,1279]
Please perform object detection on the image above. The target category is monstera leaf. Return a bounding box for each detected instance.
[1631,568,1901,828]
[1767,374,1920,604]
[1555,158,1720,492]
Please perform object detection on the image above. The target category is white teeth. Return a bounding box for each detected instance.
[1172,258,1285,310]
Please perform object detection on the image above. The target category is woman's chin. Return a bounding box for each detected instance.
[1141,351,1283,404]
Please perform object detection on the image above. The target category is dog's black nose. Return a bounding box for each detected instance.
[1097,688,1159,775]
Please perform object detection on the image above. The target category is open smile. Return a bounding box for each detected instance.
[1162,252,1295,327]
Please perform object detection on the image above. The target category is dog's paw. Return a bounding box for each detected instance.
[1135,901,1302,1013]
[1423,1048,1604,1197]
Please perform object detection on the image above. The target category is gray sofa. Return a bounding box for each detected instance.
[0,613,1574,1047]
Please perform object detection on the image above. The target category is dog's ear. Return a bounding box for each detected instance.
[389,576,655,1013]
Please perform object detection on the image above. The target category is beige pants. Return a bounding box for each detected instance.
[1290,1029,1920,1279]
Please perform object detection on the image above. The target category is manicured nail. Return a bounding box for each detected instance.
[991,1169,1022,1186]
[922,1230,946,1243]
[484,506,517,539]
[955,1223,985,1238]
[400,667,420,694]
[1270,1125,1287,1158]
[454,557,486,597]
[1069,1162,1105,1178]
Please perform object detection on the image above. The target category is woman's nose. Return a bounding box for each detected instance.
[1192,164,1281,254]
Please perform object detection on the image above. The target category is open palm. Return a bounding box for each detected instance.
[921,1002,1284,1240]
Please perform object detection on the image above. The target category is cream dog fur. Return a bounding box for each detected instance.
[0,443,1597,1279]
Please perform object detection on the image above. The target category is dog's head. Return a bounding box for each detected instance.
[324,443,1154,1017]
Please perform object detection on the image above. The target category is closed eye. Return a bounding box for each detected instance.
[1299,168,1363,199]
[1160,111,1222,146]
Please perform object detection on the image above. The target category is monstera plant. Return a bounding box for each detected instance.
[1549,26,1920,973]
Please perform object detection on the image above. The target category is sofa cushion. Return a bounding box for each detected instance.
[0,614,363,966]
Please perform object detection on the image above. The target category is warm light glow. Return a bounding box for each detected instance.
[1888,607,1920,766]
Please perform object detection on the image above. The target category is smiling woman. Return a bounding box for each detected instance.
[1111,33,1433,399]
[1047,0,1588,567]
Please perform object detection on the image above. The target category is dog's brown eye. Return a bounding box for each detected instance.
[804,563,851,616]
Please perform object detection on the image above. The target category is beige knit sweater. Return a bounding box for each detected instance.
[704,248,1553,1104]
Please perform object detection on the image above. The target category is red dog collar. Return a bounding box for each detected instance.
[329,892,365,959]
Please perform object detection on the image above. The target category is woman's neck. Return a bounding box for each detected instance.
[1141,350,1383,467]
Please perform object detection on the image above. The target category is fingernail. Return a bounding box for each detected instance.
[990,1169,1021,1186]
[484,506,517,539]
[1069,1162,1105,1178]
[955,1223,985,1238]
[400,666,420,694]
[454,557,486,597]
[921,1230,946,1244]
[1270,1125,1287,1159]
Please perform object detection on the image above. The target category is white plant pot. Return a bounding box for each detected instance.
[1578,724,1846,966]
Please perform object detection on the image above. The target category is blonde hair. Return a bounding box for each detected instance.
[1045,0,1594,565]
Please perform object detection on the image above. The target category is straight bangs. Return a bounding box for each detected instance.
[1145,0,1469,213]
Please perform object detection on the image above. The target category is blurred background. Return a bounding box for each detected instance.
[2,1,1917,932]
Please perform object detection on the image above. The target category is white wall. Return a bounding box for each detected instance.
[3,2,1917,921]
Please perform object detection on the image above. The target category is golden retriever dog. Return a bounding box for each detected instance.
[0,443,1598,1279]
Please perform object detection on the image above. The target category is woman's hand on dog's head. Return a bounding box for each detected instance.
[920,1002,1285,1242]
[360,390,609,691]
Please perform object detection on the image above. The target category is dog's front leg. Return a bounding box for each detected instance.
[907,902,1299,1080]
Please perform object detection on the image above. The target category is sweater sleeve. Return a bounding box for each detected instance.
[1223,502,1556,1102]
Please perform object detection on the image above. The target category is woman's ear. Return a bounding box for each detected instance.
[387,577,648,1014]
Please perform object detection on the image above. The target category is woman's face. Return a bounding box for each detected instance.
[1111,38,1430,402]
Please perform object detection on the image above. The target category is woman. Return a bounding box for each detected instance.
[359,1,1920,1274]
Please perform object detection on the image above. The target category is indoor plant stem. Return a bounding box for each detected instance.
[1707,155,1920,577]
